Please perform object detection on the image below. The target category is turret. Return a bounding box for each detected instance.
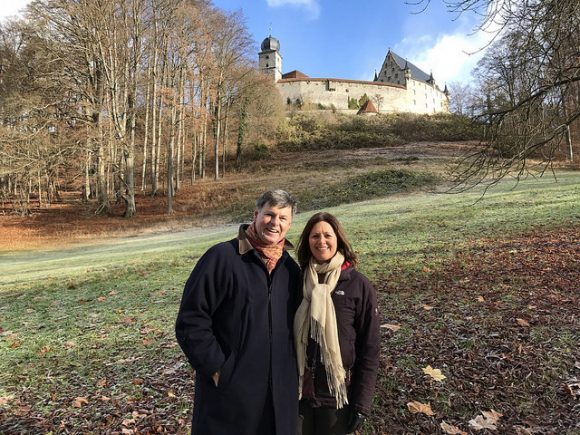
[259,35,282,82]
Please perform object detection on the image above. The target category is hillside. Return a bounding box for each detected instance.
[0,141,475,252]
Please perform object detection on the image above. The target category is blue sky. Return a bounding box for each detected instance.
[213,0,492,85]
[1,0,491,85]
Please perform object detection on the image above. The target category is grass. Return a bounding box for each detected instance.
[0,171,579,433]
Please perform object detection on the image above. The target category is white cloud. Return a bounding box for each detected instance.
[0,0,33,23]
[395,15,502,85]
[266,0,321,19]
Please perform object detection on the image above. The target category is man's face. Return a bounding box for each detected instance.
[253,203,293,245]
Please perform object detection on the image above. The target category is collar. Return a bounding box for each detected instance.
[237,224,294,255]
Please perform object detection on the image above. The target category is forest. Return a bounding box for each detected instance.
[0,0,284,217]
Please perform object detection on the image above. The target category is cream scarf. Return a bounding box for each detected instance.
[294,252,348,408]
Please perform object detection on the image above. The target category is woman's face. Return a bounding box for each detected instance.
[308,221,338,263]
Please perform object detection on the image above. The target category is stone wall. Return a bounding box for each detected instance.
[276,77,447,114]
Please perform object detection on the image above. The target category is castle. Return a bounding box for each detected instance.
[259,35,449,114]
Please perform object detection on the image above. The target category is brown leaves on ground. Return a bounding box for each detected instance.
[372,226,580,434]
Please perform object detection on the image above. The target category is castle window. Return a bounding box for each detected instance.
[395,73,398,78]
[387,76,391,81]
[266,63,269,67]
[265,55,269,59]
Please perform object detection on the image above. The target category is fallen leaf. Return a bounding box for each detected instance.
[100,396,111,402]
[440,421,467,435]
[121,429,134,435]
[108,290,118,296]
[422,365,447,382]
[162,341,178,349]
[142,338,153,346]
[13,405,31,416]
[381,323,401,332]
[64,341,76,349]
[9,339,22,349]
[38,345,51,356]
[132,378,144,385]
[97,296,107,302]
[96,378,108,387]
[140,327,156,335]
[566,379,580,398]
[422,266,432,273]
[469,415,497,431]
[26,308,35,314]
[516,318,531,327]
[0,395,15,406]
[167,390,176,398]
[422,304,434,311]
[122,316,137,325]
[132,411,147,419]
[513,425,536,435]
[72,397,89,408]
[482,410,503,421]
[122,418,136,427]
[477,296,485,302]
[469,409,502,431]
[406,400,434,416]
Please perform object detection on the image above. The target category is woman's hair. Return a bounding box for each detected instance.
[296,212,358,269]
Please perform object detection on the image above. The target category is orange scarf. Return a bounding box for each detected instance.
[245,222,285,273]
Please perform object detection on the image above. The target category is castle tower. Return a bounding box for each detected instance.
[259,35,282,82]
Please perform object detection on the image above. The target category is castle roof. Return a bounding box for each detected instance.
[357,99,378,115]
[282,70,310,79]
[260,35,280,52]
[388,50,432,83]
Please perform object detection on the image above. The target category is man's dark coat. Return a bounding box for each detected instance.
[176,235,300,435]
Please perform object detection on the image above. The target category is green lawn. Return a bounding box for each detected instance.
[0,171,578,433]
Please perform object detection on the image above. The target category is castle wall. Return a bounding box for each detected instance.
[277,77,447,114]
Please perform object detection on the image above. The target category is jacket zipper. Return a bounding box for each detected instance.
[268,278,273,387]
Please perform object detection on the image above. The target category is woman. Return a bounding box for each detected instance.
[294,212,380,435]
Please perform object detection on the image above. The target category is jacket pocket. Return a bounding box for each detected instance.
[216,350,236,390]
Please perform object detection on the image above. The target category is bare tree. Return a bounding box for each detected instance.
[412,0,580,188]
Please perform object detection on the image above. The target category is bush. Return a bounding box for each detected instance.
[249,143,270,160]
[275,112,483,152]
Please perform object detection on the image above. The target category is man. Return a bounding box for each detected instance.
[176,190,300,435]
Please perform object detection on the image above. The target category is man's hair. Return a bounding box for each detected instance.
[256,189,297,215]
